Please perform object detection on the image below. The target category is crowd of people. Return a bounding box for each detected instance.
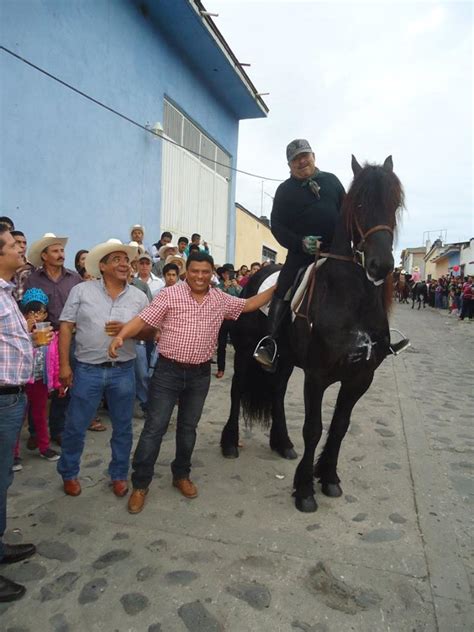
[1,136,352,603]
[0,214,275,603]
[426,274,473,319]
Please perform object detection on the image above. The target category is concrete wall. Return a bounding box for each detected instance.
[234,205,287,268]
[1,0,239,265]
[460,239,474,276]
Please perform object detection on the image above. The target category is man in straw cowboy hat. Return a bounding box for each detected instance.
[24,233,82,446]
[57,239,149,498]
[108,251,276,514]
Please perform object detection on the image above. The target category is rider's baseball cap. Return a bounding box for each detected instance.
[286,139,313,162]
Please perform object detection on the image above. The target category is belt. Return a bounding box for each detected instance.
[0,385,25,395]
[96,361,120,368]
[159,355,210,370]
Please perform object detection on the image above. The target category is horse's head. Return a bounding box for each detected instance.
[344,155,404,285]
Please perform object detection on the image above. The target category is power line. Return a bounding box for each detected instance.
[0,45,283,183]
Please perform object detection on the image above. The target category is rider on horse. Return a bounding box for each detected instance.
[254,139,345,371]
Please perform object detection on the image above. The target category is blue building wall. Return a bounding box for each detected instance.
[0,0,241,264]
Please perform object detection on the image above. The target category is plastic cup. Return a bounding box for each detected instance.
[35,321,51,345]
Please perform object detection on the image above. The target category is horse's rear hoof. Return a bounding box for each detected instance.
[295,495,318,513]
[321,482,343,497]
[221,445,239,459]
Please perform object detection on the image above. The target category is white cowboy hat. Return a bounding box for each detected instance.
[85,239,138,278]
[158,243,178,259]
[130,224,145,235]
[28,233,68,268]
[400,270,407,274]
[165,254,186,275]
[128,240,146,256]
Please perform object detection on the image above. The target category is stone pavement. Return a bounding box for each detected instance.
[1,304,472,631]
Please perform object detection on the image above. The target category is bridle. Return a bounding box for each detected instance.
[320,215,394,267]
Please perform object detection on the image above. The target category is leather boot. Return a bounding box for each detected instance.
[253,297,289,372]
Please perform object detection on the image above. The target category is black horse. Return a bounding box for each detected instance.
[411,281,427,309]
[221,155,405,512]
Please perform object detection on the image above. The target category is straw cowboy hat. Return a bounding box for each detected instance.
[158,243,178,259]
[165,254,186,275]
[28,233,68,268]
[413,266,420,272]
[85,239,138,278]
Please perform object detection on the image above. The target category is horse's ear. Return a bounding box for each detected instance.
[383,155,393,172]
[351,154,363,177]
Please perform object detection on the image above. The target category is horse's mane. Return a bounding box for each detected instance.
[342,163,405,236]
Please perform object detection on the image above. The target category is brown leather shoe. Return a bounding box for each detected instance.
[173,478,198,498]
[26,436,38,451]
[127,488,148,514]
[63,479,81,496]
[112,480,129,497]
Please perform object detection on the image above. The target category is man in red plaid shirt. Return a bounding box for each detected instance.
[109,251,275,514]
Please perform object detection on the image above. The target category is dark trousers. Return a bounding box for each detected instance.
[460,298,472,320]
[0,393,27,559]
[275,251,313,299]
[131,357,211,489]
[217,320,235,372]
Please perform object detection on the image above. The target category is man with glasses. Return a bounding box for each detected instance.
[57,239,148,498]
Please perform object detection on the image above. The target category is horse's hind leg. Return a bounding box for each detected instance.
[269,362,297,460]
[293,377,324,513]
[220,373,242,458]
[315,372,373,497]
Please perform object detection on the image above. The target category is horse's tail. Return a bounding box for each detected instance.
[239,355,274,428]
[232,263,282,428]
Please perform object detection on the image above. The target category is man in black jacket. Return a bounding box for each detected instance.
[254,139,345,370]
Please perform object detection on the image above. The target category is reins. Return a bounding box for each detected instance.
[295,219,394,329]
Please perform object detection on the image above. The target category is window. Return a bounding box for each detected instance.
[262,246,277,262]
[163,100,231,179]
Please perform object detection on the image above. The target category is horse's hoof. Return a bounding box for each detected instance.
[295,495,318,513]
[321,482,343,497]
[271,447,298,460]
[282,447,298,460]
[221,446,239,459]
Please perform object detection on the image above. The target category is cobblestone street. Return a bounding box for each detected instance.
[1,304,472,632]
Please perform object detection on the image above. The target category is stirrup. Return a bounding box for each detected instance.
[253,335,278,367]
[389,328,411,356]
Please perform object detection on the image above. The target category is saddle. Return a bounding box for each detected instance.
[257,259,327,320]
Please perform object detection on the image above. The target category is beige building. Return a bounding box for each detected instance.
[399,247,426,276]
[233,203,287,268]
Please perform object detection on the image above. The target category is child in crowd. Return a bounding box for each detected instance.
[13,288,62,471]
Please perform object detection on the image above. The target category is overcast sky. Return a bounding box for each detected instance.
[212,0,473,259]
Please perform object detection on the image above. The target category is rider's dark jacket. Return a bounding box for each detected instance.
[271,170,345,298]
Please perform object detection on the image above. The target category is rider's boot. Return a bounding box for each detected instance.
[253,297,289,372]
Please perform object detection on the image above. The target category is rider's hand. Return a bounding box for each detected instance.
[302,235,320,255]
[108,336,123,359]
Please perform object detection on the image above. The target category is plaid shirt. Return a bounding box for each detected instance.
[140,281,246,364]
[0,279,33,385]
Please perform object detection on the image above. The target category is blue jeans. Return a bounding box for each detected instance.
[131,357,211,488]
[57,361,135,481]
[0,392,27,559]
[134,343,149,409]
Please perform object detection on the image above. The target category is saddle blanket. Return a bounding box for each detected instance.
[257,258,327,318]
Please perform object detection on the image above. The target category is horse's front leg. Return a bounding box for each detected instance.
[269,362,297,460]
[293,376,324,513]
[315,372,374,497]
[220,372,242,458]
